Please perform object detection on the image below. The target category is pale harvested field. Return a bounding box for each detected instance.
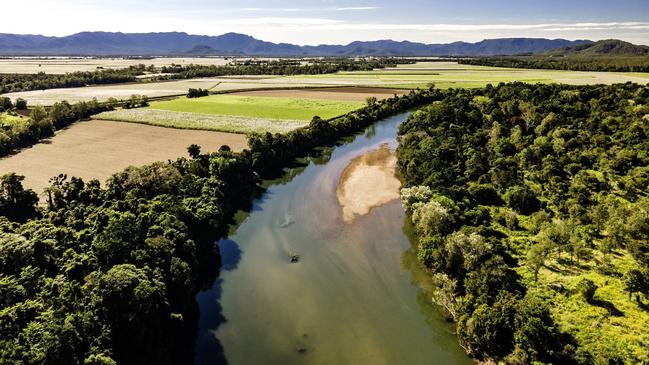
[93,109,306,134]
[232,87,409,102]
[1,78,227,105]
[0,120,247,196]
[5,62,649,105]
[0,57,232,74]
[2,77,328,105]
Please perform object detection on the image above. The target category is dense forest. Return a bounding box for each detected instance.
[459,56,649,72]
[0,86,442,364]
[0,58,411,93]
[398,83,649,363]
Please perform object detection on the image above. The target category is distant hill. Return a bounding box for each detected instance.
[547,39,649,57]
[0,31,591,56]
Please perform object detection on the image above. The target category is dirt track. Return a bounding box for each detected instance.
[0,120,247,196]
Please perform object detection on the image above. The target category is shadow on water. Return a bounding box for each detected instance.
[399,216,470,362]
[194,239,243,365]
[190,147,330,365]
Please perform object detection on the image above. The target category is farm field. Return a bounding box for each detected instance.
[0,56,233,74]
[232,86,409,102]
[0,119,247,195]
[148,94,364,120]
[93,109,306,134]
[5,61,649,106]
[93,94,364,133]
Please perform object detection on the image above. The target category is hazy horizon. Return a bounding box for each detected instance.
[1,0,648,46]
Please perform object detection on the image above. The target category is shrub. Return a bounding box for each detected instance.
[504,185,540,215]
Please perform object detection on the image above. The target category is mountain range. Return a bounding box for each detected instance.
[0,32,593,56]
[545,39,649,57]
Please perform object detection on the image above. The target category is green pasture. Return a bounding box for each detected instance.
[148,94,364,121]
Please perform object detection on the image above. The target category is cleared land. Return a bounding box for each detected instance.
[0,120,247,195]
[6,62,649,106]
[0,57,232,74]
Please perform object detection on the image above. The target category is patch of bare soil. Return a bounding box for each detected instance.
[0,120,247,196]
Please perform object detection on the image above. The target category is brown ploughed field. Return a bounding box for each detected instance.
[0,120,247,196]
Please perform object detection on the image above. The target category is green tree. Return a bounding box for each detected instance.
[575,278,598,304]
[504,185,540,215]
[187,144,201,159]
[527,242,547,281]
[0,173,38,222]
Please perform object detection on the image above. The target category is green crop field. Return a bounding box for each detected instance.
[93,94,364,134]
[148,94,364,121]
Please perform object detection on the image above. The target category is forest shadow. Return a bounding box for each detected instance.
[192,239,243,365]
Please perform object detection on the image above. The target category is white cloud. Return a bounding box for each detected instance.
[216,17,343,27]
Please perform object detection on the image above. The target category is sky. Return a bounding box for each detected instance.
[2,0,649,45]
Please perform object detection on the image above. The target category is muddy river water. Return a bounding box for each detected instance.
[194,113,473,365]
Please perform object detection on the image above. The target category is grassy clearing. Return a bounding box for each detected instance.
[93,108,306,134]
[493,212,649,363]
[148,94,364,121]
[518,251,649,363]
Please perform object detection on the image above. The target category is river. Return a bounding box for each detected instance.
[194,113,473,365]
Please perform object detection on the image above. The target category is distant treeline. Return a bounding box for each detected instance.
[157,58,410,78]
[460,56,649,72]
[398,82,649,363]
[0,65,148,93]
[0,58,413,94]
[0,86,439,365]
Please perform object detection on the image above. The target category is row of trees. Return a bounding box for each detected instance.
[397,83,649,363]
[159,58,411,79]
[460,56,649,72]
[0,86,441,364]
[186,88,209,98]
[0,98,112,156]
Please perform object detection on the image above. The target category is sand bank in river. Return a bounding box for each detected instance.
[336,143,401,222]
